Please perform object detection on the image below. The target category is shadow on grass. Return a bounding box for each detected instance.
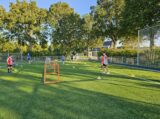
[140,83,160,89]
[61,67,160,92]
[61,65,160,85]
[0,79,160,119]
[0,62,160,119]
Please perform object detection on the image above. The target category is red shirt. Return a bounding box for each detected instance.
[101,55,107,64]
[7,56,13,65]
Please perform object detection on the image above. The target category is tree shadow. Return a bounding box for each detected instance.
[140,83,160,89]
[0,62,160,119]
[0,79,160,119]
[61,66,160,85]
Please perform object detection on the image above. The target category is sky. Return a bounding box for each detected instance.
[0,0,97,16]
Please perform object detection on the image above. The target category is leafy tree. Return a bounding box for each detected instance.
[120,0,160,49]
[0,6,6,29]
[120,0,160,36]
[35,24,49,49]
[82,14,94,50]
[0,41,17,52]
[53,13,83,55]
[47,2,77,55]
[82,14,103,55]
[91,0,125,48]
[48,2,74,27]
[32,44,43,52]
[4,0,47,51]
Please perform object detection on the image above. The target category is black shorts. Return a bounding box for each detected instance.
[103,64,107,67]
[8,65,12,67]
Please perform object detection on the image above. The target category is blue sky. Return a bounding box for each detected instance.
[0,0,97,16]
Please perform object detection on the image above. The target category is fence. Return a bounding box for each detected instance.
[109,56,160,70]
[0,53,21,62]
[0,54,95,63]
[137,25,160,68]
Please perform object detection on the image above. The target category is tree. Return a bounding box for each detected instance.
[4,0,47,51]
[121,0,160,36]
[91,0,125,48]
[82,14,103,55]
[0,39,17,52]
[48,2,74,27]
[0,6,6,29]
[53,13,83,55]
[47,2,76,55]
[32,44,43,52]
[82,14,94,49]
[120,0,160,49]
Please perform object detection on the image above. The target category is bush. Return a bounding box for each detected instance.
[98,49,137,57]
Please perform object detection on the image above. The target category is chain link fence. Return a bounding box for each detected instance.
[137,25,160,68]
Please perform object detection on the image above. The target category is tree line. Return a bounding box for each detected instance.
[0,0,159,55]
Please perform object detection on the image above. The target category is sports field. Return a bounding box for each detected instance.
[0,61,160,119]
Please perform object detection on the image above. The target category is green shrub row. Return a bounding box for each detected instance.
[98,49,137,57]
[23,51,61,57]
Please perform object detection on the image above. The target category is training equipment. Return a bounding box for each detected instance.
[107,72,110,74]
[43,61,60,84]
[130,74,135,77]
[97,76,101,80]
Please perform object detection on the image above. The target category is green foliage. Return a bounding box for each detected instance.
[91,0,125,47]
[82,14,99,48]
[98,49,137,57]
[0,0,159,54]
[0,41,17,52]
[120,0,160,36]
[48,2,74,27]
[0,6,6,27]
[53,13,83,55]
[4,1,47,48]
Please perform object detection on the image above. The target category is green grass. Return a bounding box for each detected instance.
[0,61,160,119]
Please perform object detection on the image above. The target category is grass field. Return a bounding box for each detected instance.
[0,61,160,119]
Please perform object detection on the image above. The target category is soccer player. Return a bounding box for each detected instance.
[61,55,65,64]
[101,53,109,74]
[7,55,13,73]
[27,53,31,64]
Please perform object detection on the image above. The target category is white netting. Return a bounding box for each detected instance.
[138,25,160,68]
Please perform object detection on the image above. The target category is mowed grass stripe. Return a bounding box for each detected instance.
[0,61,160,119]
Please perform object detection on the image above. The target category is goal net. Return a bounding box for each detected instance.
[138,25,160,68]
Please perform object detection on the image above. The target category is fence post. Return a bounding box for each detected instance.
[137,30,140,65]
[44,63,46,83]
[122,57,124,64]
[110,56,112,63]
[58,64,60,80]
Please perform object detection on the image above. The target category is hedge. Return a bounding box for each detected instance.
[98,49,137,57]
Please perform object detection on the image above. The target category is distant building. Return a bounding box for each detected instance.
[103,41,112,48]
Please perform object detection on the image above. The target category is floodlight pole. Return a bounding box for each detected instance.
[137,30,140,65]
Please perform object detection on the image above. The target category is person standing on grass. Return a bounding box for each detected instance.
[7,55,13,73]
[71,54,73,61]
[101,52,109,74]
[61,55,65,64]
[27,53,31,64]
